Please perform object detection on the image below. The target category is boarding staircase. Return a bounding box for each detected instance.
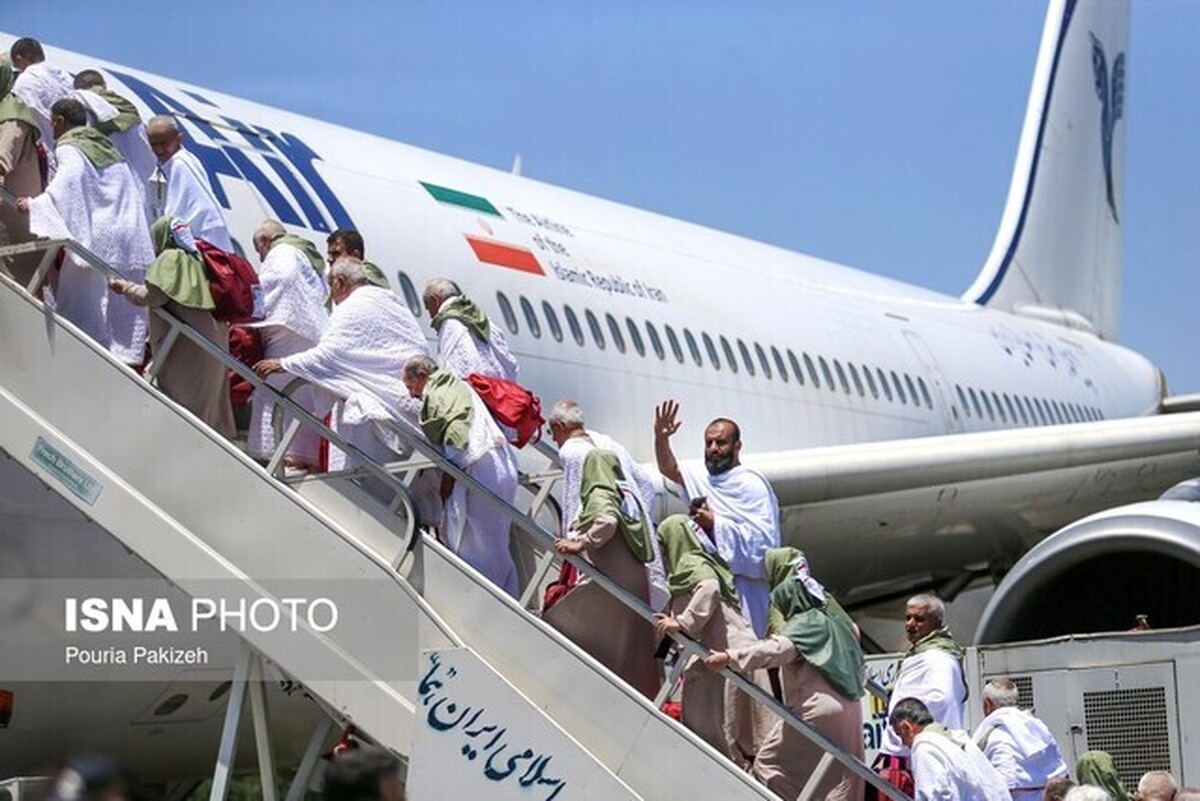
[0,196,906,800]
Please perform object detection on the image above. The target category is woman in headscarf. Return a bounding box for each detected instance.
[0,54,42,285]
[109,216,236,438]
[1075,751,1130,801]
[544,449,660,699]
[706,547,866,801]
[653,514,758,763]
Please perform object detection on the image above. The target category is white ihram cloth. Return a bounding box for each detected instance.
[247,241,330,464]
[12,62,72,171]
[678,462,780,636]
[69,90,153,220]
[435,296,519,381]
[881,645,967,757]
[29,144,154,364]
[159,147,234,252]
[279,285,427,469]
[560,431,670,611]
[439,387,520,598]
[972,707,1069,801]
[911,727,1011,801]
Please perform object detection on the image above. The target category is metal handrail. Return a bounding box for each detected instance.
[0,185,907,799]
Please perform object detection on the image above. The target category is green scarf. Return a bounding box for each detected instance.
[273,232,326,275]
[1076,751,1131,801]
[906,627,966,661]
[0,56,38,135]
[656,515,739,607]
[578,450,653,563]
[763,548,865,699]
[57,126,123,169]
[432,295,490,341]
[419,369,473,451]
[363,260,391,290]
[146,216,215,310]
[90,87,142,136]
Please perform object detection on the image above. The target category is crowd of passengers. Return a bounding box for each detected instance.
[0,38,1182,801]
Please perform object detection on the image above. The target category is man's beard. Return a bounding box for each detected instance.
[705,452,735,475]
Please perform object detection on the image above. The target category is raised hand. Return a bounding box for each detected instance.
[654,399,682,440]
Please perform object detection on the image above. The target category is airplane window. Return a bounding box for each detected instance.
[956,385,970,416]
[891,371,907,404]
[563,305,585,346]
[606,314,627,353]
[646,322,666,360]
[664,326,684,363]
[906,375,921,408]
[1034,398,1049,425]
[968,387,982,418]
[981,390,994,420]
[737,339,755,376]
[1069,403,1082,422]
[684,329,703,366]
[819,357,835,390]
[1023,397,1038,425]
[626,317,646,357]
[833,360,850,394]
[805,354,821,388]
[1053,401,1066,424]
[496,292,519,334]
[542,301,563,342]
[585,309,605,350]
[702,333,721,369]
[771,347,788,383]
[1010,394,1028,425]
[877,367,892,401]
[397,271,422,317]
[848,363,864,396]
[755,343,772,379]
[917,377,933,409]
[788,350,805,385]
[1089,406,1099,421]
[863,364,878,398]
[721,336,739,374]
[1004,394,1021,424]
[989,391,1005,423]
[1097,407,1105,421]
[520,296,542,338]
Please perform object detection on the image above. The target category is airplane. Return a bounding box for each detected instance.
[2,0,1200,783]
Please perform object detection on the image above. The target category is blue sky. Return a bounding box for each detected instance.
[6,2,1198,393]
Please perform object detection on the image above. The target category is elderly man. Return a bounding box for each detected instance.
[423,277,518,381]
[254,256,427,485]
[73,70,156,191]
[972,678,1068,801]
[147,115,234,252]
[653,400,780,636]
[246,219,330,470]
[0,54,41,285]
[17,98,153,365]
[1135,771,1179,801]
[549,399,668,610]
[402,354,520,597]
[8,37,72,169]
[325,227,390,289]
[890,697,1010,801]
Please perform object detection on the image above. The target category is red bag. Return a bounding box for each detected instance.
[541,561,578,613]
[869,754,914,799]
[466,373,545,448]
[196,239,264,324]
[226,325,263,407]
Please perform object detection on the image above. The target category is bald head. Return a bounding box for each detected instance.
[1136,771,1178,800]
[253,219,287,258]
[147,115,182,163]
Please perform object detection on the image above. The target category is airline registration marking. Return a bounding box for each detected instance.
[31,438,102,506]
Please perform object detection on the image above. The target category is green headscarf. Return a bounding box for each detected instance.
[432,295,491,342]
[56,125,123,169]
[90,87,142,136]
[0,56,38,135]
[363,260,391,290]
[577,449,653,563]
[906,627,966,662]
[272,232,326,275]
[419,369,473,451]
[763,547,865,699]
[146,217,215,310]
[655,515,739,607]
[1076,751,1131,801]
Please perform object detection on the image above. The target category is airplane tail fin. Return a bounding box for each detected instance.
[964,0,1129,340]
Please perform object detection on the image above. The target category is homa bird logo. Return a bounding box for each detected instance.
[1089,31,1125,224]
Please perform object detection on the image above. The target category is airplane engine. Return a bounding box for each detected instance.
[974,479,1200,643]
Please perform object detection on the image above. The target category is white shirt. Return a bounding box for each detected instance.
[972,706,1069,801]
[882,645,967,757]
[911,727,1011,801]
[159,146,234,252]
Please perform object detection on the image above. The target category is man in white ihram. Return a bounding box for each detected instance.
[422,277,518,381]
[17,97,153,366]
[8,37,72,174]
[147,114,234,252]
[972,677,1068,801]
[253,256,428,489]
[246,219,330,471]
[890,696,1010,801]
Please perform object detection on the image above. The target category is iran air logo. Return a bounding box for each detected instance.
[1089,32,1125,224]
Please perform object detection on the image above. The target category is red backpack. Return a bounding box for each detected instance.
[195,239,264,324]
[466,373,545,448]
